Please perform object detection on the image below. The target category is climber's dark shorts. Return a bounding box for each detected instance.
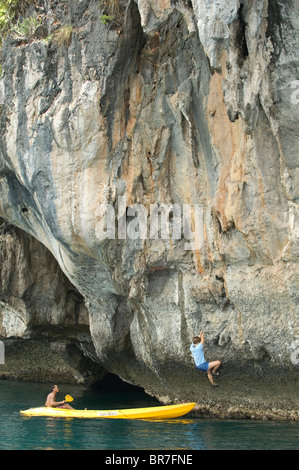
[195,362,209,371]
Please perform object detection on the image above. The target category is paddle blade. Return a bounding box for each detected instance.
[65,394,74,403]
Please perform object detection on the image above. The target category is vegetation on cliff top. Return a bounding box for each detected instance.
[0,0,124,46]
[0,0,37,46]
[0,0,34,31]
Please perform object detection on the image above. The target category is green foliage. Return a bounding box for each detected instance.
[100,14,113,25]
[9,14,41,41]
[99,0,122,27]
[0,1,16,32]
[0,0,32,30]
[41,33,52,44]
[0,0,36,45]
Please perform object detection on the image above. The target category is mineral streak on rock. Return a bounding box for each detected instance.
[0,1,298,418]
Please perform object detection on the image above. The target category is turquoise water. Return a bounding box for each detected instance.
[0,379,298,450]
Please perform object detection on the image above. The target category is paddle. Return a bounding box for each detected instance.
[64,394,74,403]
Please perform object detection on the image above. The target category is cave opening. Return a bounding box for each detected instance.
[89,373,159,405]
[91,372,145,393]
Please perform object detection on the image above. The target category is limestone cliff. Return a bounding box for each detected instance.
[0,0,298,419]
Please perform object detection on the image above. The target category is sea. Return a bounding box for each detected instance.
[0,379,298,452]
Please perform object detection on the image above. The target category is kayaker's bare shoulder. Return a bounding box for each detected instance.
[45,391,55,407]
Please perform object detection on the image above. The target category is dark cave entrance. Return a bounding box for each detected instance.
[91,372,146,393]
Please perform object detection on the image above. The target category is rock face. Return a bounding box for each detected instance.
[0,0,298,418]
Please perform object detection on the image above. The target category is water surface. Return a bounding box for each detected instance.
[0,380,298,450]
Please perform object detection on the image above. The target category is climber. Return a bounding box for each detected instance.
[190,331,221,387]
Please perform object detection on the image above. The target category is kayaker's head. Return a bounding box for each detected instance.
[192,336,201,345]
[50,384,59,393]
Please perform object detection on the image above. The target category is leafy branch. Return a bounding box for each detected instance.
[0,0,37,45]
[100,14,113,25]
[99,0,124,28]
[9,14,41,41]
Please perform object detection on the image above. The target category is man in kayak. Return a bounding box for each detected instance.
[45,384,75,409]
[190,331,221,387]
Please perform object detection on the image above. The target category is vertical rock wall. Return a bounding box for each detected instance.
[0,0,298,416]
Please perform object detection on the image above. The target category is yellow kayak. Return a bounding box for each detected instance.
[20,402,195,420]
